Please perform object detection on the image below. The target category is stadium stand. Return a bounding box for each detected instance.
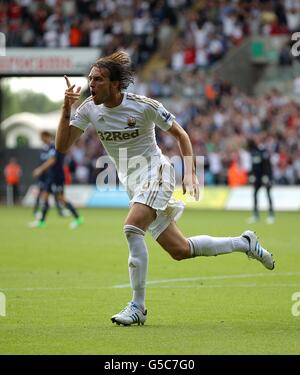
[1,0,300,195]
[1,0,195,69]
[68,77,300,186]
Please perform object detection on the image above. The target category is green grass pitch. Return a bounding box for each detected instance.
[0,207,299,354]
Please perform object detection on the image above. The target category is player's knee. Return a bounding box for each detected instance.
[128,255,141,268]
[41,201,49,211]
[41,192,48,201]
[123,224,145,240]
[124,218,148,232]
[158,236,189,261]
[167,244,189,261]
[170,251,185,261]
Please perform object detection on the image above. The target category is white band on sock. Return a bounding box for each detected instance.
[188,239,195,257]
[124,224,145,236]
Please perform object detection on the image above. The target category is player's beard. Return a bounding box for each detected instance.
[93,91,109,105]
[92,96,101,105]
[92,95,104,105]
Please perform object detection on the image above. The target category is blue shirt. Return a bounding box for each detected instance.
[39,143,56,183]
[39,143,65,184]
[51,149,65,184]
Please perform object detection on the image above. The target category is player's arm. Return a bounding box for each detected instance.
[32,157,56,178]
[168,121,200,200]
[56,76,83,154]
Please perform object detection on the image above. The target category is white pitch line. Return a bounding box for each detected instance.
[157,283,300,289]
[112,272,300,289]
[0,286,108,292]
[0,283,299,292]
[0,272,299,292]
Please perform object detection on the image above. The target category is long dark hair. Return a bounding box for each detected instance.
[92,51,134,90]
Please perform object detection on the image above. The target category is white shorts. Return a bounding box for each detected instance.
[127,159,185,239]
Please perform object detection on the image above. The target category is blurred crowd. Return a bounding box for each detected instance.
[0,0,193,68]
[1,0,300,186]
[66,72,300,186]
[167,0,300,71]
[2,0,300,70]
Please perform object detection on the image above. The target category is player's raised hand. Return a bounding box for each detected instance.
[64,75,81,107]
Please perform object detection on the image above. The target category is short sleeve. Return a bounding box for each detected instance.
[70,105,90,132]
[144,101,175,131]
[48,148,56,158]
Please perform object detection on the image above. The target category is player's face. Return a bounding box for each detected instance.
[88,67,113,105]
[41,134,51,144]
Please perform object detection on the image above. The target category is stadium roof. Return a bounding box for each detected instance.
[2,111,60,148]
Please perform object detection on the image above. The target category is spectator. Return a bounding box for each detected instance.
[227,153,248,187]
[4,157,22,206]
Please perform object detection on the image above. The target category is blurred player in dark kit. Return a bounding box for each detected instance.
[247,136,275,224]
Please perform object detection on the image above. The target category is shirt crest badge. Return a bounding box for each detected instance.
[126,116,137,128]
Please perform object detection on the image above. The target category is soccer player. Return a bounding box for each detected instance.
[30,131,83,229]
[56,51,275,326]
[246,137,275,224]
[33,139,65,219]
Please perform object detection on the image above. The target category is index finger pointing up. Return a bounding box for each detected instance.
[64,75,71,88]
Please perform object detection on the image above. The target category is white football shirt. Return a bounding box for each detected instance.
[70,92,175,185]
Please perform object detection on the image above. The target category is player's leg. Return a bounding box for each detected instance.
[156,221,274,270]
[265,184,275,224]
[124,203,155,309]
[247,183,260,223]
[56,187,83,228]
[157,221,249,260]
[29,190,49,228]
[248,183,261,223]
[39,190,50,224]
[57,192,78,218]
[33,189,41,216]
[13,184,18,205]
[111,203,156,326]
[53,192,64,216]
[253,184,260,221]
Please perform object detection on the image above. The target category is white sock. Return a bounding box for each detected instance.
[188,235,249,257]
[124,224,148,311]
